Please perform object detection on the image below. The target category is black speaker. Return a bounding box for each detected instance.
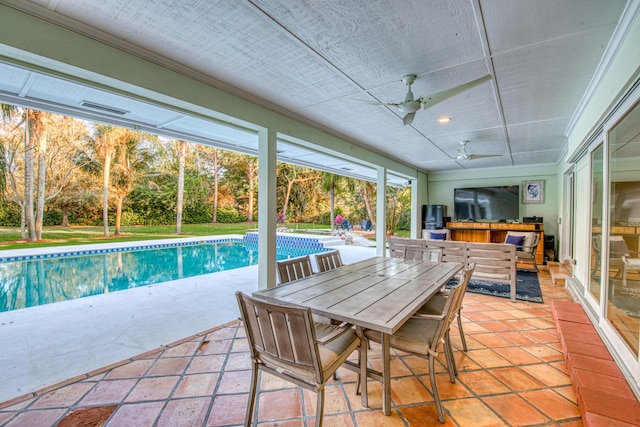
[422,205,446,229]
[523,216,543,224]
[544,235,555,251]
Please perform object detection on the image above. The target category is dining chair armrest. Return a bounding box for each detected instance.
[517,243,536,253]
[315,322,354,345]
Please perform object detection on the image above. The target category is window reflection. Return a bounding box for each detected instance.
[607,100,640,356]
[590,145,604,302]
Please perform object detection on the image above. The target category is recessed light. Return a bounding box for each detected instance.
[437,117,452,124]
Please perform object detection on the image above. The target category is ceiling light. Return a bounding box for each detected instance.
[80,100,129,115]
[437,117,452,124]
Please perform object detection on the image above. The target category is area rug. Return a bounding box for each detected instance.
[462,270,544,303]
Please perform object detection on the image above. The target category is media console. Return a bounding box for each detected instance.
[444,221,545,265]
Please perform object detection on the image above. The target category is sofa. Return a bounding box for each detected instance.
[388,237,517,302]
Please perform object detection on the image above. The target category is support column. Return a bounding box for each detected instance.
[411,171,428,239]
[258,128,277,289]
[376,167,387,257]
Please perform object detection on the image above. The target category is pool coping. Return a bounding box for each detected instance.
[0,232,341,262]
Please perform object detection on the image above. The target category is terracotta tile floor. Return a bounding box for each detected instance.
[0,269,585,426]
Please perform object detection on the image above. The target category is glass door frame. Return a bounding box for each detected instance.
[584,140,606,315]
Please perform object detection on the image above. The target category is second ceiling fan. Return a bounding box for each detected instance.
[455,140,502,161]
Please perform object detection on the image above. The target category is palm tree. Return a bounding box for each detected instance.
[175,140,188,234]
[320,173,345,232]
[111,135,154,236]
[87,125,148,237]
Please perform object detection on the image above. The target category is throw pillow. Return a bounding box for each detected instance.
[430,232,447,241]
[505,234,525,246]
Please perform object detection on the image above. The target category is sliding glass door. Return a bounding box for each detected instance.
[606,99,640,356]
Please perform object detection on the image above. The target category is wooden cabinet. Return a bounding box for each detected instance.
[445,222,545,265]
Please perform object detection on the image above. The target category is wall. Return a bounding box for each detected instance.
[427,165,560,239]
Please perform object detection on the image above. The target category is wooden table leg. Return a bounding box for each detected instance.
[382,333,391,416]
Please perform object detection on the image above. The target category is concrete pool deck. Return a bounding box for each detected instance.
[0,235,377,403]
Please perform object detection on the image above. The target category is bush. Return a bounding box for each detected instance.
[216,206,247,223]
[43,210,62,226]
[0,202,20,226]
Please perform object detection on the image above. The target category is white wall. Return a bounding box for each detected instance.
[426,165,560,239]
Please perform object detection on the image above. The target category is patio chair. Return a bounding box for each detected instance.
[505,231,540,272]
[592,235,633,280]
[623,255,640,287]
[277,255,314,284]
[236,292,366,427]
[403,246,443,262]
[416,264,476,353]
[388,236,425,258]
[361,219,373,231]
[315,250,344,273]
[341,219,353,230]
[363,275,468,423]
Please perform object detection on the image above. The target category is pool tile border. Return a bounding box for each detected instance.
[0,234,328,263]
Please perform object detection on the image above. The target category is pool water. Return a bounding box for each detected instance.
[0,240,326,313]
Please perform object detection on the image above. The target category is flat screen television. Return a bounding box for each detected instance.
[454,186,520,221]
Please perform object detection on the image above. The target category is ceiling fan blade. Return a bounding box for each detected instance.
[402,112,416,126]
[467,154,503,160]
[340,97,387,106]
[420,74,492,109]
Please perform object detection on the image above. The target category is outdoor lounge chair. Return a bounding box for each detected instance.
[505,231,540,272]
[236,292,366,427]
[341,219,353,230]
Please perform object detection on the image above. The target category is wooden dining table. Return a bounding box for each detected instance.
[253,256,463,415]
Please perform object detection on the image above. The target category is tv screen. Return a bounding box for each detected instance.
[454,186,520,221]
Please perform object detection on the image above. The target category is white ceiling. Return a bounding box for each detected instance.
[0,0,632,182]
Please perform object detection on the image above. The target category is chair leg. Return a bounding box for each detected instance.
[315,389,325,427]
[355,328,369,407]
[429,354,446,423]
[443,332,457,381]
[457,309,468,352]
[245,363,259,427]
[532,256,538,272]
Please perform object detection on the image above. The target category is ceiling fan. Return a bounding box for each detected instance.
[348,74,492,126]
[455,140,502,161]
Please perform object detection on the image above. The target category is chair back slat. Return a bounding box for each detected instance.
[255,305,279,355]
[277,255,314,284]
[403,247,443,262]
[271,311,296,361]
[315,250,343,272]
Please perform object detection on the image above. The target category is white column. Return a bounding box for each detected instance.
[411,172,428,239]
[258,128,277,289]
[376,167,387,257]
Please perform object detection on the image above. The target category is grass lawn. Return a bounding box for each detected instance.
[0,223,337,250]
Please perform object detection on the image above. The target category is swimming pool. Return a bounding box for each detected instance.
[0,235,329,313]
